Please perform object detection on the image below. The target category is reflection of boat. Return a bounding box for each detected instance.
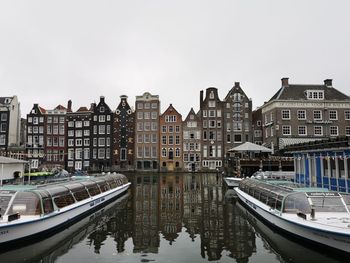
[0,193,130,261]
[236,201,343,262]
[0,173,130,245]
[235,178,350,255]
[223,177,242,188]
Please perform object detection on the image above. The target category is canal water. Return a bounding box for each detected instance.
[0,173,345,263]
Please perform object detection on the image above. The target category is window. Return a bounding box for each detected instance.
[314,126,323,136]
[175,135,180,145]
[137,103,143,109]
[297,110,306,120]
[99,125,105,134]
[162,135,167,145]
[162,148,167,157]
[345,127,350,136]
[84,120,90,126]
[175,126,180,133]
[168,126,173,133]
[175,148,180,157]
[329,110,337,120]
[68,121,74,127]
[208,101,215,107]
[99,115,105,122]
[162,125,167,133]
[345,110,350,120]
[0,123,7,132]
[282,126,291,135]
[76,121,82,128]
[330,126,338,136]
[281,110,290,120]
[298,126,307,136]
[144,103,150,109]
[98,138,105,146]
[313,110,322,120]
[168,135,174,145]
[151,112,157,119]
[144,112,150,119]
[137,134,143,143]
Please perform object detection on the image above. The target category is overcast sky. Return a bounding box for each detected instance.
[1,0,349,116]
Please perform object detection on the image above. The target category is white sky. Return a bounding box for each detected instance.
[1,0,349,116]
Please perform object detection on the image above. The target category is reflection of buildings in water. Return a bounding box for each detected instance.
[86,194,133,254]
[200,173,225,261]
[183,174,202,241]
[132,175,160,253]
[223,200,256,263]
[0,194,130,262]
[159,175,183,244]
[109,198,134,253]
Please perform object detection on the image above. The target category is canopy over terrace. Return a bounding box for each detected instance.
[228,142,273,153]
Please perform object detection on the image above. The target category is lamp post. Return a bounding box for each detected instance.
[28,160,31,185]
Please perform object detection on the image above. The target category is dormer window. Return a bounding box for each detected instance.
[305,90,324,100]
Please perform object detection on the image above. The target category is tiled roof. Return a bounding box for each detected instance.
[268,84,350,102]
[55,104,67,110]
[39,106,46,114]
[76,107,89,112]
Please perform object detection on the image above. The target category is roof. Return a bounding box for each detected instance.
[279,137,324,149]
[54,104,67,110]
[0,156,27,164]
[76,107,89,112]
[228,142,272,153]
[268,84,350,102]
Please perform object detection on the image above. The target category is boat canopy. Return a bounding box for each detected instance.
[0,174,128,220]
[239,178,350,214]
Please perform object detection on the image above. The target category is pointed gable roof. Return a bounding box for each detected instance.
[184,108,200,122]
[54,104,67,111]
[160,104,182,118]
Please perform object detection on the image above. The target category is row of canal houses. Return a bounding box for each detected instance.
[25,82,252,172]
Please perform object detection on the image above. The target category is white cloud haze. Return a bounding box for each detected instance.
[1,0,349,116]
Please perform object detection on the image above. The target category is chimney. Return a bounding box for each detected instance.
[281,78,289,87]
[324,79,333,87]
[100,96,105,102]
[90,103,96,111]
[67,100,72,112]
[200,90,203,104]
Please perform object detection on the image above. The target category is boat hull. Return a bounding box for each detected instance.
[235,188,350,255]
[0,182,130,246]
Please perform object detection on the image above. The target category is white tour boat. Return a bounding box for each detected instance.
[235,178,350,254]
[0,173,130,245]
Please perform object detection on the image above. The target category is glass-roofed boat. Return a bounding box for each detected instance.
[0,173,130,246]
[235,178,350,255]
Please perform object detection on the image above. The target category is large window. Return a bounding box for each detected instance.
[314,126,323,136]
[282,126,291,135]
[298,126,307,136]
[313,110,322,120]
[281,110,290,120]
[330,126,338,136]
[329,110,338,120]
[297,110,306,120]
[345,110,350,120]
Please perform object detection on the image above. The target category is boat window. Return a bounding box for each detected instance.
[267,196,276,208]
[0,195,13,217]
[73,189,90,201]
[9,192,41,216]
[87,185,101,196]
[42,198,54,214]
[97,182,110,192]
[310,196,347,213]
[283,193,311,214]
[54,194,76,208]
[106,178,117,188]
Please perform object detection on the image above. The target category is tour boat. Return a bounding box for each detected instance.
[235,178,350,254]
[0,173,130,245]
